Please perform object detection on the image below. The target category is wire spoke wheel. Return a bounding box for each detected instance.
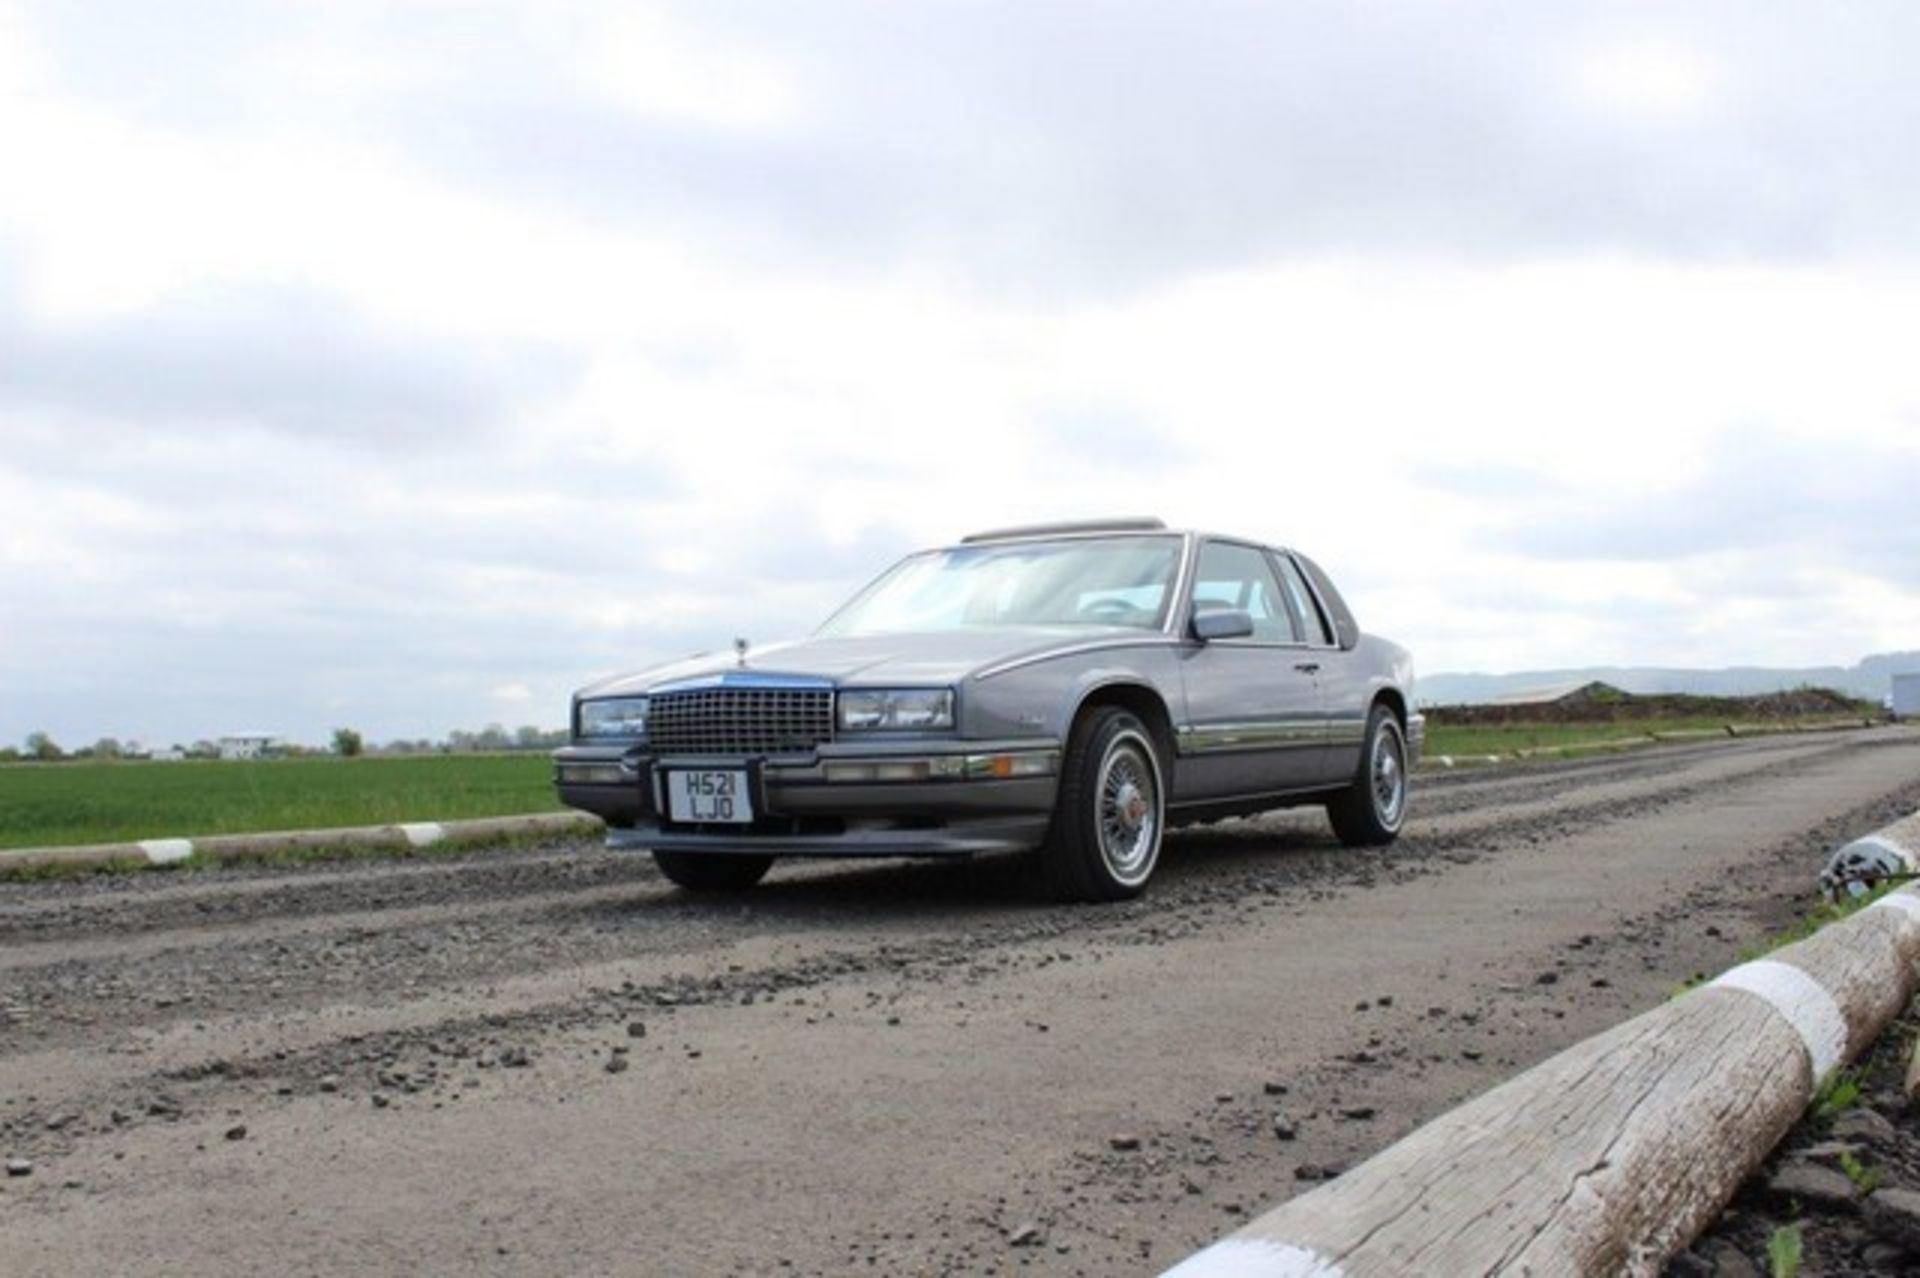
[1371,722,1407,828]
[1328,705,1409,848]
[1095,732,1161,885]
[1039,707,1167,900]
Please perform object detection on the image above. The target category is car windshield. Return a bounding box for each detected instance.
[818,535,1183,636]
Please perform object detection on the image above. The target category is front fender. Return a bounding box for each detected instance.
[962,643,1186,742]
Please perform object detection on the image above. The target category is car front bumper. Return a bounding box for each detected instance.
[553,739,1060,858]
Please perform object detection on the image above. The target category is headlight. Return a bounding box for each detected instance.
[578,696,650,739]
[838,688,954,731]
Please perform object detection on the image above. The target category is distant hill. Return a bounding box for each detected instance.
[1418,651,1920,708]
[1426,683,1875,724]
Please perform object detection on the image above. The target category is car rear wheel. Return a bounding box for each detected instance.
[1327,704,1408,847]
[652,851,774,892]
[1036,706,1166,901]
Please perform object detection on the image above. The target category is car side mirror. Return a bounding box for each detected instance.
[1191,608,1255,642]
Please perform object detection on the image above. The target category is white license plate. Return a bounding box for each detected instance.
[665,769,753,824]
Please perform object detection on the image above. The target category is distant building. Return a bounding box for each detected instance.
[153,747,187,762]
[219,733,283,760]
[1894,673,1920,720]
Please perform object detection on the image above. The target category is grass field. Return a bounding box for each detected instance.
[1422,714,1867,759]
[0,714,1879,852]
[0,754,561,851]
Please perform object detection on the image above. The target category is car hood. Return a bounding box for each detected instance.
[580,627,1152,697]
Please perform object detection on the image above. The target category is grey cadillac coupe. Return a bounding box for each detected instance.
[554,519,1422,899]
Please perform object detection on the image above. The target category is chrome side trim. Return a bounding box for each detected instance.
[1176,721,1327,754]
[1325,718,1369,745]
[973,637,1180,681]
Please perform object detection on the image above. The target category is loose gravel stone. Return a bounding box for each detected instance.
[1831,1108,1898,1145]
[225,1124,247,1141]
[1865,1187,1920,1250]
[6,1158,32,1178]
[1108,1134,1140,1152]
[1764,1160,1858,1212]
[6,736,1915,1278]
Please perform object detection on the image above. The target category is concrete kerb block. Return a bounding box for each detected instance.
[0,843,146,874]
[398,822,446,848]
[138,838,194,865]
[425,811,603,847]
[0,811,606,878]
[192,823,407,864]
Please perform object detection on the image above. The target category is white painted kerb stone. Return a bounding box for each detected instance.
[398,822,446,848]
[139,838,194,865]
[1161,1238,1346,1278]
[1710,959,1849,1082]
[1868,891,1920,930]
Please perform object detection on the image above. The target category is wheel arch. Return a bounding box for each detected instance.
[1371,686,1408,729]
[1069,680,1178,775]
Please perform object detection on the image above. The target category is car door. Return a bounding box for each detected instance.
[1173,539,1326,800]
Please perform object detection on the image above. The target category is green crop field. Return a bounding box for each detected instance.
[0,754,563,851]
[0,713,1877,853]
[1422,714,1865,759]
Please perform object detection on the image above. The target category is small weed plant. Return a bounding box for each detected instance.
[1812,1068,1863,1124]
[1836,1147,1881,1195]
[1766,1224,1803,1278]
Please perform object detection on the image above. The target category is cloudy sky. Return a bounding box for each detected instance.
[3,1,1918,747]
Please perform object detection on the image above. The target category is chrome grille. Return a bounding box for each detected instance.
[648,686,834,758]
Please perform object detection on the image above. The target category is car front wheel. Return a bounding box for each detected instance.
[652,851,774,893]
[1036,706,1166,901]
[1327,705,1408,847]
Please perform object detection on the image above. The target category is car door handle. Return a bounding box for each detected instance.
[1293,661,1320,674]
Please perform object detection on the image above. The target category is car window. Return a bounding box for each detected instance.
[1273,554,1333,646]
[1192,542,1301,643]
[817,536,1182,635]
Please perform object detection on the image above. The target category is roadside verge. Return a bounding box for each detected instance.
[0,811,604,878]
[0,722,1888,877]
[1422,716,1884,770]
[1164,810,1920,1276]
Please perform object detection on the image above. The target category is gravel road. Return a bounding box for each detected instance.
[3,730,1918,1276]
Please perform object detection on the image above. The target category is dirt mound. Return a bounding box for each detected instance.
[1431,684,1874,726]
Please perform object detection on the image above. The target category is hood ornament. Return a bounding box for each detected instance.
[733,637,750,667]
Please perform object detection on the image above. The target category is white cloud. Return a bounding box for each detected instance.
[1571,34,1724,122]
[2,1,1918,745]
[585,5,805,133]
